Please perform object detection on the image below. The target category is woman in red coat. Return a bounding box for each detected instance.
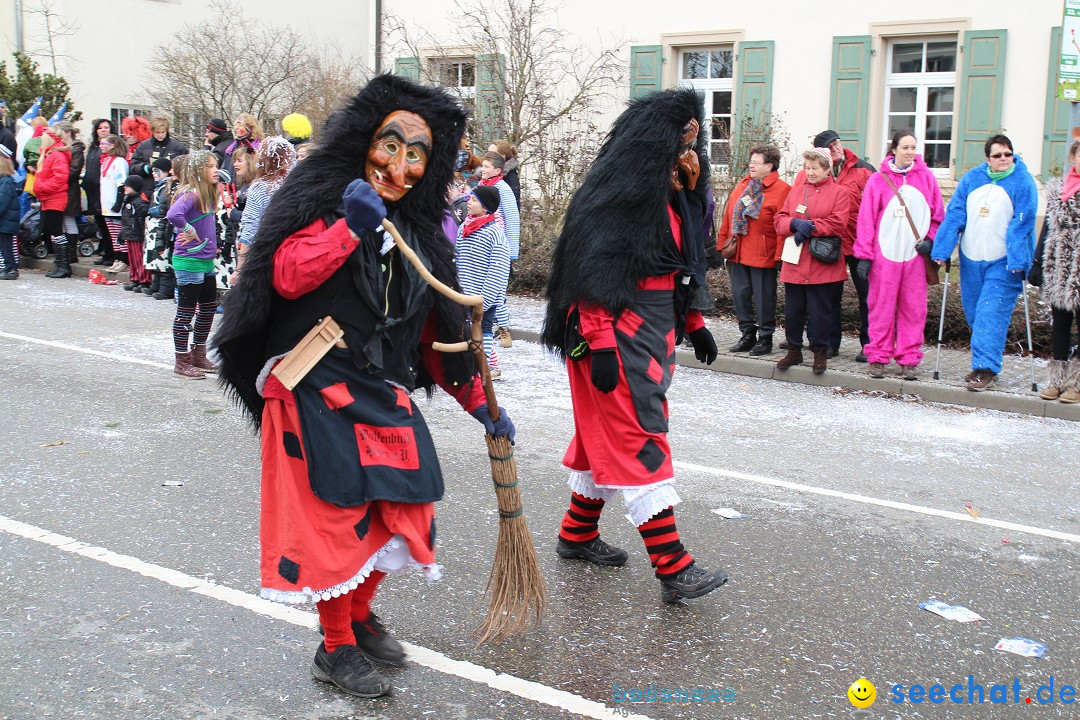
[716,143,791,355]
[773,147,851,373]
[33,123,74,279]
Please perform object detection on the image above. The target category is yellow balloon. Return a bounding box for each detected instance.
[848,678,876,709]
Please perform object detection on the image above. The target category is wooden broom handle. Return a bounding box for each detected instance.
[380,218,500,418]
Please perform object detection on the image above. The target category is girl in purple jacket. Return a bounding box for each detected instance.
[853,130,944,379]
[167,150,220,379]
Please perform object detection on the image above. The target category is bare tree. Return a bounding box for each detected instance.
[145,0,368,146]
[23,0,80,76]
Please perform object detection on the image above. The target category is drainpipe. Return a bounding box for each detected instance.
[374,0,383,74]
[15,0,24,53]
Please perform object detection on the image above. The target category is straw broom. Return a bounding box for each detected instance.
[381,219,546,644]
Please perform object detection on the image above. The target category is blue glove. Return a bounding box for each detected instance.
[343,179,387,236]
[789,218,814,240]
[470,405,516,444]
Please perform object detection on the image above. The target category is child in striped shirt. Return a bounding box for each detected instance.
[455,184,511,378]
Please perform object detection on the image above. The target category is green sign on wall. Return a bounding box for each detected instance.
[1060,0,1080,99]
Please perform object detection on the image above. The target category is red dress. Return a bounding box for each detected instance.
[258,218,484,603]
[562,205,704,489]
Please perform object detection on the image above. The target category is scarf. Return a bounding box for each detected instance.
[887,157,914,175]
[479,173,502,187]
[461,212,497,238]
[1062,167,1080,203]
[732,177,764,236]
[100,154,119,177]
[987,164,1016,183]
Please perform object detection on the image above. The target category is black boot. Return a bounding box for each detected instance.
[659,563,729,603]
[154,269,176,300]
[143,272,161,296]
[749,334,773,356]
[728,330,756,353]
[44,238,72,278]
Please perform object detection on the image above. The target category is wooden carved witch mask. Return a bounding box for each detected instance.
[671,118,701,191]
[366,111,433,202]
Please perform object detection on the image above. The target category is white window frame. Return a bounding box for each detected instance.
[677,47,734,172]
[432,58,477,100]
[882,37,957,179]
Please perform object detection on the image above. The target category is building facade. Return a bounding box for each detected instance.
[389,0,1069,182]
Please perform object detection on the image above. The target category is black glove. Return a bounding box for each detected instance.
[775,260,783,272]
[111,187,124,214]
[590,349,619,393]
[470,405,516,444]
[688,326,717,365]
[915,238,933,257]
[707,251,725,269]
[856,259,871,282]
[1027,263,1043,287]
[343,178,387,236]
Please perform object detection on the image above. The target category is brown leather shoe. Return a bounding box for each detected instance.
[900,365,918,381]
[776,346,803,370]
[174,351,206,379]
[965,369,996,392]
[812,347,828,375]
[191,344,218,373]
[868,362,886,379]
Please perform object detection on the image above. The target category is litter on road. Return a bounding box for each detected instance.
[994,637,1047,658]
[919,600,985,622]
[712,507,747,519]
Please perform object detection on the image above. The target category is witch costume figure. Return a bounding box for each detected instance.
[541,87,728,603]
[212,75,515,699]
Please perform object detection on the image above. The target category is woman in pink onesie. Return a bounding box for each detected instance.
[853,130,944,379]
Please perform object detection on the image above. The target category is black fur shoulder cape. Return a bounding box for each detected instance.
[541,87,710,356]
[211,74,472,429]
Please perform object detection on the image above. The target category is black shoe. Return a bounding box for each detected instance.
[353,615,406,666]
[778,339,789,350]
[855,352,867,363]
[728,331,756,353]
[0,270,17,280]
[556,536,628,566]
[311,643,391,698]
[93,257,110,266]
[123,281,140,291]
[659,564,729,603]
[749,337,772,356]
[828,346,840,358]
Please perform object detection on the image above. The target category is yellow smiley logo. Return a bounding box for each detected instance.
[848,678,876,709]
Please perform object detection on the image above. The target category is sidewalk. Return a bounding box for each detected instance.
[502,295,1079,422]
[22,256,1077,421]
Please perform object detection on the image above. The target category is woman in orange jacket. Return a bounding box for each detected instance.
[773,147,851,374]
[716,143,791,355]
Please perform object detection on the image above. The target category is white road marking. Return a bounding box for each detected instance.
[0,331,174,370]
[674,460,1080,544]
[0,514,655,720]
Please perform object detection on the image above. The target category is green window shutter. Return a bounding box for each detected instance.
[828,36,872,161]
[733,41,774,160]
[955,30,1007,174]
[394,57,420,82]
[475,53,506,140]
[630,45,663,99]
[1044,27,1070,177]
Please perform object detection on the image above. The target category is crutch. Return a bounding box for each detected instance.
[1021,276,1038,392]
[932,259,951,380]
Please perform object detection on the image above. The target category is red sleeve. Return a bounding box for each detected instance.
[685,310,705,333]
[273,218,360,299]
[809,184,852,237]
[578,301,616,351]
[418,314,486,413]
[33,153,68,197]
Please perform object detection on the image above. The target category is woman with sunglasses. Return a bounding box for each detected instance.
[931,134,1038,392]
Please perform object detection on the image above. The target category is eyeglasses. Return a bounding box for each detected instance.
[989,152,1013,159]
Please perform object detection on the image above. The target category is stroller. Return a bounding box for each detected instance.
[19,206,100,259]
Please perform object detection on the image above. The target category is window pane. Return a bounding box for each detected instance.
[924,114,953,141]
[927,86,954,112]
[683,51,707,79]
[460,63,476,87]
[436,63,454,86]
[712,91,731,115]
[888,114,917,137]
[923,143,951,169]
[925,42,957,73]
[888,87,917,113]
[710,117,730,139]
[891,43,923,73]
[712,140,730,166]
[710,50,733,78]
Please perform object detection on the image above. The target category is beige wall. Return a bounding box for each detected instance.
[386,0,1063,178]
[0,0,373,137]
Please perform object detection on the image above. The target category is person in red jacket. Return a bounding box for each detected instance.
[33,123,74,279]
[774,147,852,374]
[716,143,792,355]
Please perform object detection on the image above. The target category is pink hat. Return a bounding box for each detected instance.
[808,147,832,166]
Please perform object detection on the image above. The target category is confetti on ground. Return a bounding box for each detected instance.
[162,480,185,487]
[963,503,980,519]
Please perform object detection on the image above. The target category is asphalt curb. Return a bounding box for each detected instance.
[507,329,1080,422]
[23,257,1076,422]
[21,255,131,282]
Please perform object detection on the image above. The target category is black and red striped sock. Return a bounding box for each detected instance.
[316,593,353,653]
[558,492,605,543]
[350,570,385,624]
[637,507,694,578]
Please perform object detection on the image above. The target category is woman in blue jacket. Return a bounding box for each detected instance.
[931,135,1038,391]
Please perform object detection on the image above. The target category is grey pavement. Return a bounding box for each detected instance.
[1,270,1078,720]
